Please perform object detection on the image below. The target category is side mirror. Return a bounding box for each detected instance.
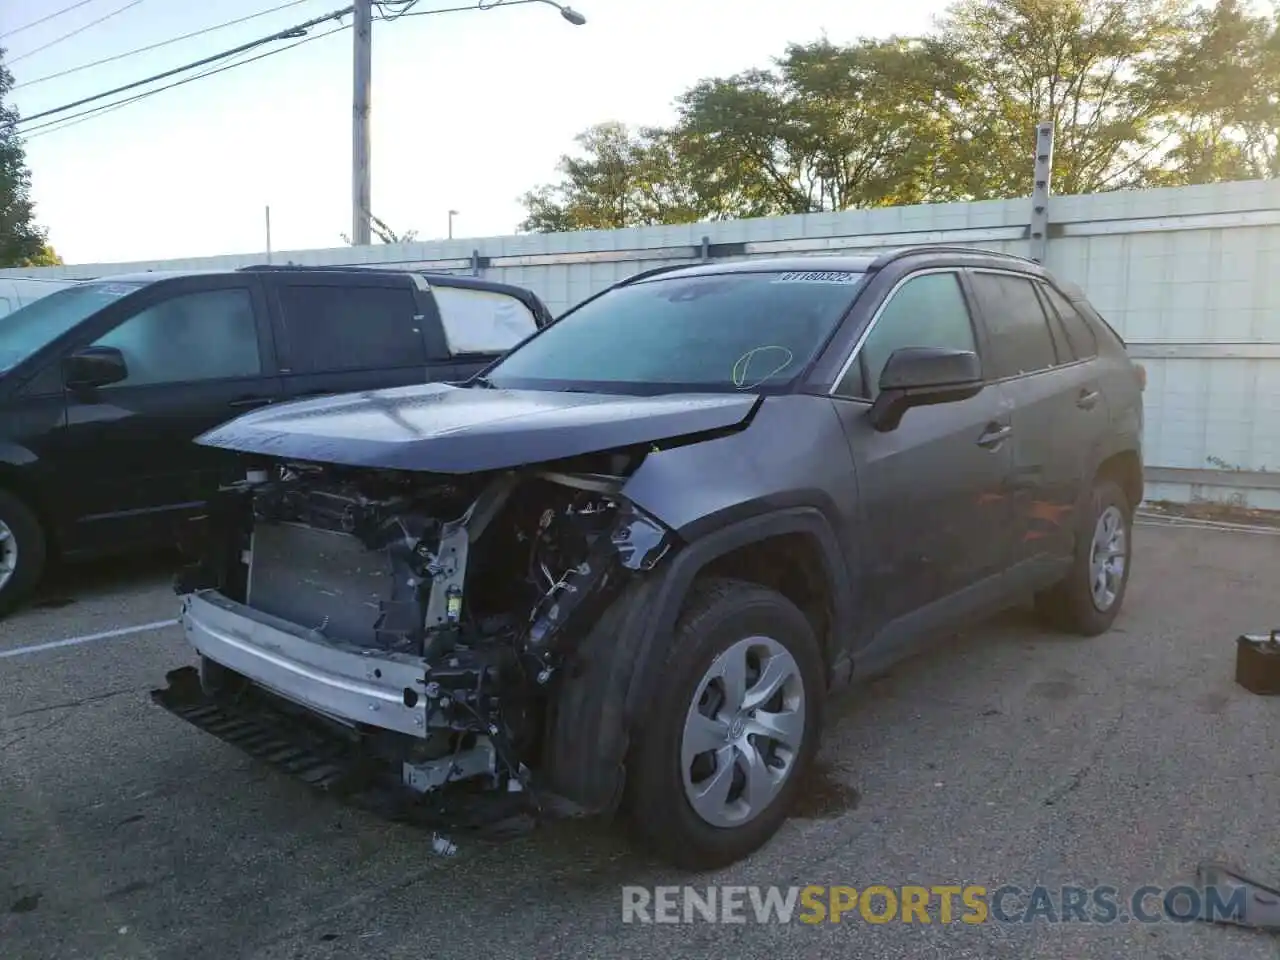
[63,345,128,390]
[867,347,983,433]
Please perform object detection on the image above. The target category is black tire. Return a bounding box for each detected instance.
[626,577,826,870]
[0,488,46,616]
[1034,478,1132,636]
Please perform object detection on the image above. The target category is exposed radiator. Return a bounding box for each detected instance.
[246,521,396,649]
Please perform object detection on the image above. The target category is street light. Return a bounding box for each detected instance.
[488,0,586,25]
[448,209,459,239]
[552,3,587,25]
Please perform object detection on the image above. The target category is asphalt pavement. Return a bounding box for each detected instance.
[1,524,1278,960]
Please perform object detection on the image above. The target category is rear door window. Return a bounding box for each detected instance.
[968,272,1059,379]
[431,285,540,355]
[1037,282,1098,360]
[274,284,426,373]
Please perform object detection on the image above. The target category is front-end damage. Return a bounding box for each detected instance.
[155,448,678,836]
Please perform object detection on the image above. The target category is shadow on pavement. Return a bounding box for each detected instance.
[26,549,183,610]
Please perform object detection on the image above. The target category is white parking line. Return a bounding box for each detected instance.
[0,619,179,660]
[1135,515,1280,536]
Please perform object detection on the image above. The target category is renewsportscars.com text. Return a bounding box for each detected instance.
[620,884,1250,925]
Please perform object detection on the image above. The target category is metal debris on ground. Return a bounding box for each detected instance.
[1196,861,1280,932]
[430,832,458,857]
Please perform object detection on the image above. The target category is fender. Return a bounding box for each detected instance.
[0,443,50,519]
[541,505,857,816]
[621,506,858,724]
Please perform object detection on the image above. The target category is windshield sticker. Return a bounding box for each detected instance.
[95,284,140,297]
[771,271,860,284]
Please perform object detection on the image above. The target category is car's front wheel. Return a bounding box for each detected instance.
[1035,477,1132,635]
[627,578,825,870]
[0,488,46,616]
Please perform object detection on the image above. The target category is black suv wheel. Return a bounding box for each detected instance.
[626,578,825,870]
[0,488,47,616]
[1035,477,1132,636]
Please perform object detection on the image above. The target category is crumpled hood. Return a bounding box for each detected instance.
[196,382,759,473]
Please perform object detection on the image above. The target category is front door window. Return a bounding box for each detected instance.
[91,288,261,387]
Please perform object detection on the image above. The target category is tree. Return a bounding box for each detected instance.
[924,0,1198,198]
[672,38,954,218]
[518,0,1280,230]
[1146,0,1280,183]
[0,49,53,267]
[340,214,419,245]
[19,243,61,267]
[517,121,703,231]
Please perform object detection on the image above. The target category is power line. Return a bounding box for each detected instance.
[22,27,349,138]
[0,0,102,41]
[12,5,354,129]
[13,0,572,137]
[9,0,530,91]
[13,0,316,91]
[11,0,555,131]
[373,0,423,23]
[8,0,149,65]
[389,0,564,18]
[21,24,350,140]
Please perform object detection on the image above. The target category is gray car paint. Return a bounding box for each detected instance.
[193,382,761,473]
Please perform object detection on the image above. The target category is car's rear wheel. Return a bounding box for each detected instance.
[626,578,825,870]
[0,488,47,617]
[1035,477,1132,636]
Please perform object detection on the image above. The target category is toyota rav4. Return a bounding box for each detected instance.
[154,247,1144,869]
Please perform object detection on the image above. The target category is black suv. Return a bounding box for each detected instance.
[154,247,1144,869]
[0,265,552,610]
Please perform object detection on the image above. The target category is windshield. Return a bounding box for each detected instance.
[0,280,148,372]
[484,269,866,392]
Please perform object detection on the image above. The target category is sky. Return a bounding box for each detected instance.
[3,0,945,265]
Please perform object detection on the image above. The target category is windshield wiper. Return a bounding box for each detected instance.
[468,375,497,389]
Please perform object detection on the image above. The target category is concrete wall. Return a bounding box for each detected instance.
[7,179,1280,508]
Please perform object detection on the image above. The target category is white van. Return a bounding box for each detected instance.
[0,277,81,317]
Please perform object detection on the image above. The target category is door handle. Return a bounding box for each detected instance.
[976,422,1012,449]
[228,396,275,409]
[1076,389,1101,410]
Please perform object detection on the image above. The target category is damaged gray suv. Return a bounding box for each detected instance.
[155,247,1145,869]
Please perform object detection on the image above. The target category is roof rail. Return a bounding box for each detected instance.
[616,263,695,285]
[868,244,1037,270]
[236,264,344,272]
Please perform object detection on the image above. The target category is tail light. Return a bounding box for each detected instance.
[1134,362,1147,392]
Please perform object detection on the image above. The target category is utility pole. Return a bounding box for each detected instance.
[1029,121,1054,264]
[352,0,373,246]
